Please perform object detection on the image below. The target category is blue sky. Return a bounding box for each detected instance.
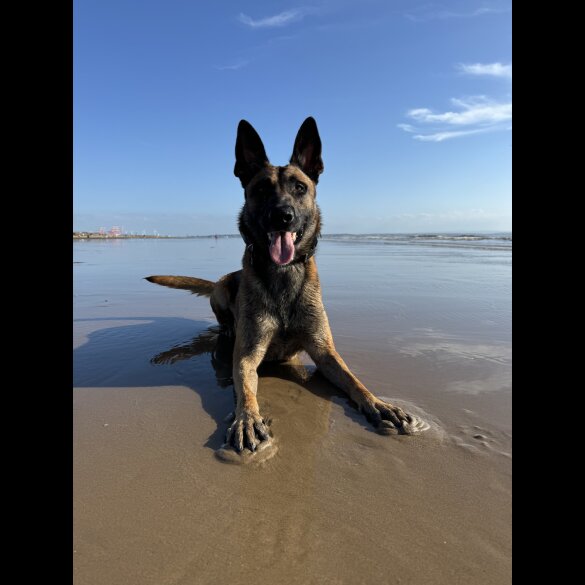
[74,0,511,235]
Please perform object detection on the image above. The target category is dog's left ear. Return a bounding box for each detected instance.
[290,117,324,184]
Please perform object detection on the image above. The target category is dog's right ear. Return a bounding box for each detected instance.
[290,117,324,184]
[234,120,269,188]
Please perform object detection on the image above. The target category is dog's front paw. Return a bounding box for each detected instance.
[225,409,271,453]
[363,399,429,435]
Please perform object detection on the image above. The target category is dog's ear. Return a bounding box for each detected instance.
[234,120,269,188]
[290,117,324,184]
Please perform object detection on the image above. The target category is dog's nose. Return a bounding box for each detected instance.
[271,206,295,225]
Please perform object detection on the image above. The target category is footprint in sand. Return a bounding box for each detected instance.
[452,424,512,458]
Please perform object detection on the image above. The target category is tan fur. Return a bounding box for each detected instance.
[144,275,215,297]
[147,117,423,453]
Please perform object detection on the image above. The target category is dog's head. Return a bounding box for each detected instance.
[235,117,323,267]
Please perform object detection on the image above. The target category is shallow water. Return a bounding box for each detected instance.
[74,237,511,585]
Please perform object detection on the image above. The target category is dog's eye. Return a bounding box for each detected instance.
[254,183,268,198]
[294,182,307,195]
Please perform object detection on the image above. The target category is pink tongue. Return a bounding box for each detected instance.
[269,232,295,265]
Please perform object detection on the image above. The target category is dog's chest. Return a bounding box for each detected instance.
[265,321,305,360]
[260,268,305,327]
[269,288,303,331]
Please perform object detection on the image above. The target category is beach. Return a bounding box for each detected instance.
[73,236,511,585]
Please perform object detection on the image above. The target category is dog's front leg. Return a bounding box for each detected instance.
[226,321,275,452]
[305,336,426,435]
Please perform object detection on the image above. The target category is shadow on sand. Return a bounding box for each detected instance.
[73,317,372,452]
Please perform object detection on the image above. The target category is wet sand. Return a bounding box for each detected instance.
[74,237,511,585]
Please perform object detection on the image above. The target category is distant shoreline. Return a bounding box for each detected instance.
[73,232,511,241]
[73,233,240,240]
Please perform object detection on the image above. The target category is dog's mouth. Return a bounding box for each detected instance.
[267,227,304,266]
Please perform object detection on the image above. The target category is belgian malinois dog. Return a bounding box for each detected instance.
[147,117,427,454]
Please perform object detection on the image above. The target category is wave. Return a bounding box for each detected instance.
[320,233,512,250]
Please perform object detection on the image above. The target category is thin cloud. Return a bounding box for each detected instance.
[215,60,250,71]
[238,8,314,29]
[397,123,416,133]
[405,4,511,22]
[458,62,512,78]
[413,127,496,142]
[400,96,512,142]
[408,97,512,126]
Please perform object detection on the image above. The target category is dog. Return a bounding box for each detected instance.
[147,117,427,454]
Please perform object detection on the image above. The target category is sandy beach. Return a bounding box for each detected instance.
[74,236,511,585]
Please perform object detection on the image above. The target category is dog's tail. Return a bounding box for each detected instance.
[145,275,215,298]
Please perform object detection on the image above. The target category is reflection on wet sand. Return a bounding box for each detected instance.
[148,325,357,569]
[150,325,343,464]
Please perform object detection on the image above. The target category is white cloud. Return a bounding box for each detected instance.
[397,123,416,133]
[400,96,512,142]
[238,8,312,28]
[458,62,512,78]
[413,128,496,142]
[408,97,512,126]
[405,4,511,22]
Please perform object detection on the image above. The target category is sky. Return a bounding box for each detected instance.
[73,0,512,235]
